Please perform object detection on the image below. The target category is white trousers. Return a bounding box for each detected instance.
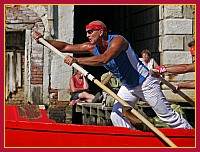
[110,75,193,129]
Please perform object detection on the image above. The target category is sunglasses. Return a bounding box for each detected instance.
[86,29,99,34]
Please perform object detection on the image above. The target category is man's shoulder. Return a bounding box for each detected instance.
[82,42,95,53]
[109,34,124,39]
[109,35,128,47]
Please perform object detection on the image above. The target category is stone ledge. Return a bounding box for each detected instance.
[162,89,195,103]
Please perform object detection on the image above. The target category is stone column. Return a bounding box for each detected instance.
[24,29,32,103]
[159,5,195,101]
[50,6,74,102]
[159,5,194,82]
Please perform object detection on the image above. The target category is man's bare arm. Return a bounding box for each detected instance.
[176,81,195,89]
[156,63,195,75]
[32,31,94,54]
[166,63,195,74]
[101,73,114,85]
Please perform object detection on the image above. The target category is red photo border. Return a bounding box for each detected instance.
[1,1,198,152]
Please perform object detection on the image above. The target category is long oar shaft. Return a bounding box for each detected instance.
[160,76,194,107]
[38,38,177,147]
[150,70,195,107]
[94,80,176,147]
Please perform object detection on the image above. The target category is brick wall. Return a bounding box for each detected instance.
[30,46,44,85]
[6,5,40,24]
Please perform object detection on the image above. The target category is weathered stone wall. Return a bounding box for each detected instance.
[51,6,73,90]
[46,6,73,103]
[159,5,195,102]
[159,5,194,64]
[159,5,195,84]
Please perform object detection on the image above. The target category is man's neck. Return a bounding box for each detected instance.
[97,39,108,53]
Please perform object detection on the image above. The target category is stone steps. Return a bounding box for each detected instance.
[6,87,24,105]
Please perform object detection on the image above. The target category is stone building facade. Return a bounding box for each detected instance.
[5,5,195,105]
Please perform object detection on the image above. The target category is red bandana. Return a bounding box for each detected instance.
[86,24,106,30]
[190,46,195,55]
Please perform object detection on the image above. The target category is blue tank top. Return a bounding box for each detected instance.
[94,34,149,89]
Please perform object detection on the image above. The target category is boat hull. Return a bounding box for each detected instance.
[5,105,195,147]
[5,120,195,147]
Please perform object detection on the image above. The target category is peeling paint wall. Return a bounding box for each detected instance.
[5,5,74,104]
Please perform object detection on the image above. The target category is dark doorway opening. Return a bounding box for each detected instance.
[5,31,25,104]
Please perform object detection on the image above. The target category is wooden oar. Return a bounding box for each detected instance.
[150,69,195,107]
[38,37,177,147]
